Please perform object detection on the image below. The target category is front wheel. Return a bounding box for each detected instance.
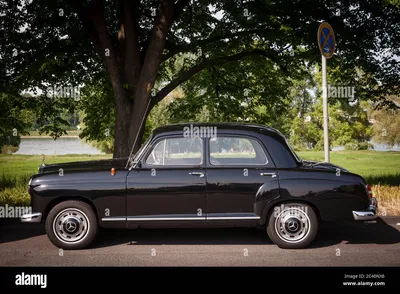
[45,200,98,250]
[267,202,318,249]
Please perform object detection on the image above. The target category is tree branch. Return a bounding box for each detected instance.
[134,0,175,115]
[162,29,273,62]
[87,0,125,102]
[139,0,189,64]
[152,49,284,108]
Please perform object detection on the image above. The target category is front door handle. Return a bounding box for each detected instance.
[260,172,276,178]
[189,172,204,178]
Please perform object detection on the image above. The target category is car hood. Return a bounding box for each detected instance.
[37,158,128,174]
[301,159,349,172]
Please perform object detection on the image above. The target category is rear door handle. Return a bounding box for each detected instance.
[260,172,276,178]
[189,172,204,178]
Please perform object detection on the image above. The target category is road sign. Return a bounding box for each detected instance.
[317,22,335,59]
[317,22,335,163]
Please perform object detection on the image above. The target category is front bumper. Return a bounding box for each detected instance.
[352,197,378,221]
[21,212,42,223]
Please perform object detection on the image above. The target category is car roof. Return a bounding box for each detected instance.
[152,122,286,138]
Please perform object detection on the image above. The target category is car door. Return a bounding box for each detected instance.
[205,134,279,221]
[126,135,207,226]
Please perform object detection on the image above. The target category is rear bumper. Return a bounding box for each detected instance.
[352,197,378,221]
[21,212,42,223]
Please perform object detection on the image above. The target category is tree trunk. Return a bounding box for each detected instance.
[113,90,153,159]
[113,92,133,158]
[86,0,176,159]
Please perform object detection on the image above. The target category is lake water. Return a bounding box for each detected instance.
[331,143,400,151]
[15,137,104,155]
[14,137,399,155]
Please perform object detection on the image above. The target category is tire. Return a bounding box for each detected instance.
[266,202,318,249]
[45,200,98,250]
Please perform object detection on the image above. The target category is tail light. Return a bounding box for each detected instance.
[366,184,373,198]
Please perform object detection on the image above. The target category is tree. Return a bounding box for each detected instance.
[370,95,400,148]
[0,93,34,153]
[1,0,399,158]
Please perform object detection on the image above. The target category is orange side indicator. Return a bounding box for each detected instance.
[111,168,116,176]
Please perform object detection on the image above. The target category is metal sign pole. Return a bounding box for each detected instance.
[322,55,329,162]
[317,21,335,163]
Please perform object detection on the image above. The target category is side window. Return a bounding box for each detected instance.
[209,136,268,166]
[145,137,203,166]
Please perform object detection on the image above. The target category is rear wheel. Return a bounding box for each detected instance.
[267,202,318,249]
[45,200,98,250]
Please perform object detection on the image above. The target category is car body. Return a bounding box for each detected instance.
[21,123,378,249]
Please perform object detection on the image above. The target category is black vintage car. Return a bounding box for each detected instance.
[21,123,378,249]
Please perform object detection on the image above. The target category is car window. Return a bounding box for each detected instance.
[209,136,268,166]
[145,137,203,166]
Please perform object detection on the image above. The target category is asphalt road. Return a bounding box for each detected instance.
[0,217,399,266]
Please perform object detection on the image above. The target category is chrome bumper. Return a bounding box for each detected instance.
[352,197,378,221]
[21,212,42,223]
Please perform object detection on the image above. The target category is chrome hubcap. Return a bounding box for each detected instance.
[274,207,310,244]
[53,208,90,244]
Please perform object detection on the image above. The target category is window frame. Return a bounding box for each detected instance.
[141,135,205,168]
[207,134,272,167]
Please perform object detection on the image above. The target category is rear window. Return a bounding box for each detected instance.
[209,136,268,166]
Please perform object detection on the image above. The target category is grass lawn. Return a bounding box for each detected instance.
[0,154,112,176]
[297,150,400,178]
[0,151,399,215]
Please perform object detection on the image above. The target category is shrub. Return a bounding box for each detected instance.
[0,132,21,154]
[1,145,19,154]
[0,186,30,206]
[344,142,359,150]
[88,139,113,154]
[345,141,374,150]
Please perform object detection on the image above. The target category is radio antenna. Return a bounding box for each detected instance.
[125,99,152,169]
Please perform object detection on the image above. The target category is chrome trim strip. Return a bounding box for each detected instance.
[21,212,42,223]
[103,216,261,221]
[207,216,260,220]
[127,217,206,221]
[101,217,127,221]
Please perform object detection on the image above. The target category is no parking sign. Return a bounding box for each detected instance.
[317,22,335,59]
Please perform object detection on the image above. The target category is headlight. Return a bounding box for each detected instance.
[28,177,32,186]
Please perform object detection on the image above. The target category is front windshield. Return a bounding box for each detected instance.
[126,134,152,168]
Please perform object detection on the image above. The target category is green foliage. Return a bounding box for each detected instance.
[0,93,31,153]
[144,99,174,139]
[344,141,374,151]
[383,0,400,7]
[87,139,114,154]
[1,0,399,154]
[76,77,115,154]
[370,97,400,148]
[167,53,293,128]
[285,64,374,151]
